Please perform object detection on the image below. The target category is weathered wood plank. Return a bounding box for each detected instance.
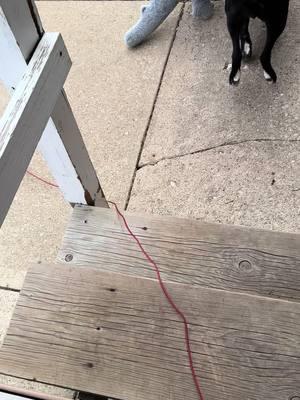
[0,1,107,207]
[57,206,300,301]
[0,263,299,400]
[0,32,71,226]
[0,383,70,400]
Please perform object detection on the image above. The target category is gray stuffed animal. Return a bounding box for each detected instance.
[125,0,214,48]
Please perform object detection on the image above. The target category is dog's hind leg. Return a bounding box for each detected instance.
[260,20,287,82]
[241,18,252,58]
[227,14,244,84]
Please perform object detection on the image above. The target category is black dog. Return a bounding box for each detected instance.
[225,0,290,85]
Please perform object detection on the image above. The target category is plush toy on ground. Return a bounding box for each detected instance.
[125,0,214,48]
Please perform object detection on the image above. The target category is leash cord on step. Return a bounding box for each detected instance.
[108,201,205,400]
[25,171,206,400]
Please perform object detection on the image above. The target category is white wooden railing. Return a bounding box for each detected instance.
[0,0,108,227]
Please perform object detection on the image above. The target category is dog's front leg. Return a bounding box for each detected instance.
[227,14,243,85]
[260,22,287,82]
[241,18,252,58]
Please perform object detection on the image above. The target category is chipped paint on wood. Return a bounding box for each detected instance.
[0,33,71,226]
[0,1,108,209]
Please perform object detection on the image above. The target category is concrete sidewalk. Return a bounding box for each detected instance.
[129,1,300,232]
[0,0,299,396]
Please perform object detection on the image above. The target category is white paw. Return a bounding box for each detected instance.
[233,70,241,83]
[264,70,272,81]
[243,42,251,56]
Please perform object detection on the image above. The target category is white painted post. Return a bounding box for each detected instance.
[0,0,107,207]
[0,33,71,226]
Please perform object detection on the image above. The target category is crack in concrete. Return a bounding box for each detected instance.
[0,285,20,293]
[138,138,300,170]
[124,2,186,210]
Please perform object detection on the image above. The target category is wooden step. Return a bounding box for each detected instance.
[57,205,300,301]
[0,263,299,400]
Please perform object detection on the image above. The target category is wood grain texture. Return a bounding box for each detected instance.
[0,32,71,226]
[0,383,70,400]
[57,206,300,301]
[0,263,299,400]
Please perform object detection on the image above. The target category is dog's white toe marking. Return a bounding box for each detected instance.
[244,43,251,56]
[264,70,272,81]
[233,70,241,82]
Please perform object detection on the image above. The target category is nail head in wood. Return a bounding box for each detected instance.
[65,254,73,262]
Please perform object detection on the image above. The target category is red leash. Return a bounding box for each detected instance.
[26,171,206,400]
[26,170,59,188]
[108,201,205,400]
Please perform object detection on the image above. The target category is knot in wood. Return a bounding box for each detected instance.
[238,260,252,272]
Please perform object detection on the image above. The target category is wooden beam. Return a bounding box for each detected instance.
[0,33,71,226]
[0,263,299,400]
[0,0,107,207]
[0,0,43,63]
[58,206,300,301]
[0,383,70,400]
